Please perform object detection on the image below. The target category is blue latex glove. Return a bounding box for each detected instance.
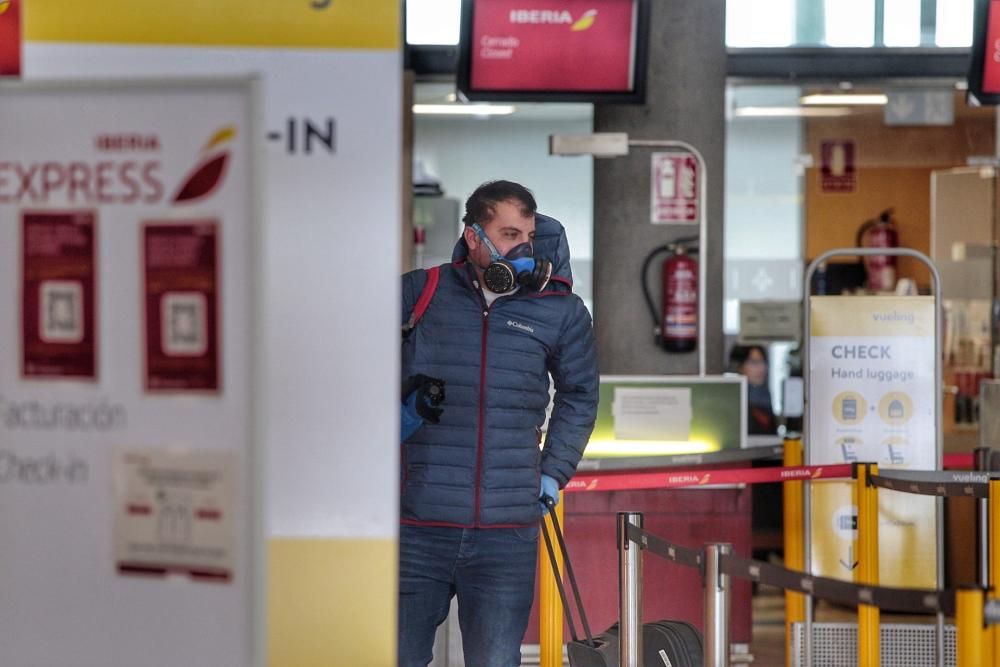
[539,474,559,515]
[401,393,425,441]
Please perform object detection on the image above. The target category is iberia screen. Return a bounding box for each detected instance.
[470,0,636,92]
[0,0,20,76]
[982,0,1000,93]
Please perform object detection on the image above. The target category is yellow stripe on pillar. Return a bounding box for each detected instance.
[269,537,398,667]
[25,0,400,50]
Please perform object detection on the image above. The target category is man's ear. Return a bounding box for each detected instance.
[463,225,478,249]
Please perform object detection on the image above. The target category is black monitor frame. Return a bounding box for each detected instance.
[968,0,1000,105]
[456,0,650,104]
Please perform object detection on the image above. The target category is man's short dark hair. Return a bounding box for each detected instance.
[462,180,537,227]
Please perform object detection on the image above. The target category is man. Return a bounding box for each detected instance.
[399,180,599,666]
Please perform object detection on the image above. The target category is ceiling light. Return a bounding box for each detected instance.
[800,94,888,106]
[412,104,516,116]
[734,106,853,118]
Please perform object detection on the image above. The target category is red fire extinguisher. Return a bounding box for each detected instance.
[856,208,898,292]
[642,239,698,352]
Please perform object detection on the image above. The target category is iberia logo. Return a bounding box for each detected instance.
[0,1,11,15]
[509,8,598,31]
[172,126,235,204]
[571,9,597,31]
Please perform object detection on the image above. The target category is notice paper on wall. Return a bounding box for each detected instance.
[21,210,97,379]
[612,386,692,441]
[143,221,220,392]
[113,448,238,582]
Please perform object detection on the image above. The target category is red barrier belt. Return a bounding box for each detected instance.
[565,463,854,493]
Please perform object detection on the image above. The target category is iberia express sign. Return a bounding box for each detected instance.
[0,0,21,76]
[470,0,637,92]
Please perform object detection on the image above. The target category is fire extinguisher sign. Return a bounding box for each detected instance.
[650,152,698,224]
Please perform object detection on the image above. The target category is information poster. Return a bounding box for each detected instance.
[651,152,699,224]
[21,210,97,379]
[143,221,220,392]
[113,448,238,581]
[809,296,937,587]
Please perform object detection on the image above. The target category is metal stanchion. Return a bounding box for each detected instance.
[618,512,643,667]
[783,437,805,667]
[957,587,985,666]
[538,492,564,667]
[704,543,731,667]
[856,462,880,666]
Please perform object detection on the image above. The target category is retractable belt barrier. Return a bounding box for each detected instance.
[622,523,956,617]
[870,469,1000,499]
[565,463,853,493]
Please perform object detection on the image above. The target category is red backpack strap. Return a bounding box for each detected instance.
[402,265,440,338]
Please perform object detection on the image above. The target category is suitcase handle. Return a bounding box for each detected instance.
[540,495,596,647]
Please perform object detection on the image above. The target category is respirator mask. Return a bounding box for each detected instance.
[472,223,553,294]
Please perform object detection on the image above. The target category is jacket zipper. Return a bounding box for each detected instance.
[473,278,490,527]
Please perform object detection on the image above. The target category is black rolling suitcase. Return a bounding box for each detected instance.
[540,498,704,667]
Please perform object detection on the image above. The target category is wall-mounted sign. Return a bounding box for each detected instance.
[21,211,98,379]
[143,221,220,392]
[113,448,238,581]
[820,139,857,194]
[809,295,937,588]
[0,0,21,77]
[651,152,699,224]
[462,0,644,99]
[739,300,801,342]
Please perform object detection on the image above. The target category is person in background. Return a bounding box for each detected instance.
[729,344,777,435]
[398,180,599,667]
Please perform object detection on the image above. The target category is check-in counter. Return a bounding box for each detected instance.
[523,375,774,651]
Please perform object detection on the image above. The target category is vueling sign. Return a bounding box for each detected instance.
[509,8,598,31]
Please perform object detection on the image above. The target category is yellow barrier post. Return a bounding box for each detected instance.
[856,462,880,666]
[539,491,565,667]
[990,479,1000,664]
[783,436,805,667]
[957,587,985,666]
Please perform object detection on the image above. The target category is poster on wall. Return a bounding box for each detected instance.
[143,221,220,392]
[0,0,21,77]
[808,295,937,587]
[113,448,238,581]
[650,152,699,224]
[21,210,98,379]
[820,139,857,194]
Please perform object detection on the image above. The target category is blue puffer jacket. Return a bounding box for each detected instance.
[400,214,599,527]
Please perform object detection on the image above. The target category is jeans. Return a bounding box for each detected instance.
[398,524,540,667]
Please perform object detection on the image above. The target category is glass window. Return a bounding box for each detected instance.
[726,0,796,47]
[936,0,974,47]
[883,0,921,47]
[406,0,462,45]
[824,0,875,46]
